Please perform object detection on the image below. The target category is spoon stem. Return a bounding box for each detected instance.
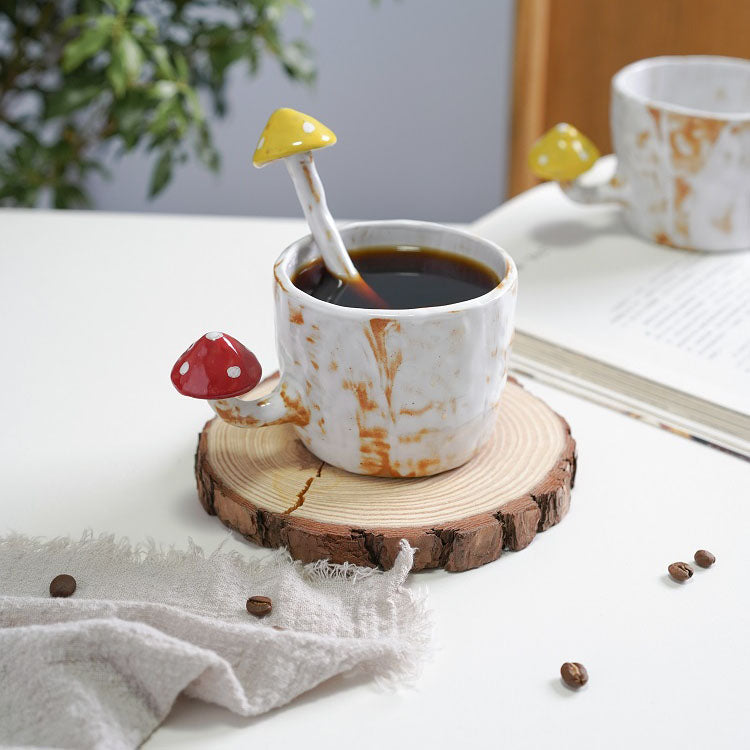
[285,152,357,280]
[284,153,387,308]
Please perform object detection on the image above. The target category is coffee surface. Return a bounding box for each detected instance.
[292,245,500,309]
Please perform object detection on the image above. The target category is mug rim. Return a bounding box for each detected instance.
[612,55,750,121]
[273,219,518,320]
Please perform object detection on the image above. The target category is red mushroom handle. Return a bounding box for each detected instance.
[171,332,262,400]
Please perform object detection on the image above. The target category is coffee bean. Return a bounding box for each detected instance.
[560,662,588,689]
[694,550,715,568]
[49,574,76,598]
[246,595,272,616]
[668,562,693,582]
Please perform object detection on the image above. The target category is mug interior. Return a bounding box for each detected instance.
[276,220,515,316]
[613,56,750,118]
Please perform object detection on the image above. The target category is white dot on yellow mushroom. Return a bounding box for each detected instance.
[292,140,302,146]
[538,154,549,165]
[558,140,568,149]
[321,134,330,142]
[227,366,241,378]
[302,121,315,133]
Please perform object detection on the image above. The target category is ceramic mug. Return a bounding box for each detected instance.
[561,56,750,252]
[208,220,517,477]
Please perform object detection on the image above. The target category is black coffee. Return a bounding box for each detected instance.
[292,245,500,309]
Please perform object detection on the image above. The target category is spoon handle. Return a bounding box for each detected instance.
[285,152,359,282]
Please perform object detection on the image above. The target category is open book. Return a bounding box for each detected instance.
[472,181,750,459]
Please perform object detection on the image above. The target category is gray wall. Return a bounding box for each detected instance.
[90,0,516,223]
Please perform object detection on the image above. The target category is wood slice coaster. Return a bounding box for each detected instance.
[195,377,577,572]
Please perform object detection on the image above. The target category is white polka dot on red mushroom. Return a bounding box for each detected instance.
[227,366,241,378]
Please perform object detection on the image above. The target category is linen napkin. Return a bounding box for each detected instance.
[0,532,429,749]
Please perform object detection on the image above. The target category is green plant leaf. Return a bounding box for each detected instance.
[107,51,127,96]
[208,39,253,78]
[80,159,112,179]
[184,87,203,121]
[285,0,315,23]
[128,13,157,37]
[148,98,176,137]
[44,86,101,118]
[116,31,144,83]
[60,15,93,33]
[112,95,149,149]
[106,0,132,14]
[149,150,173,197]
[62,17,114,72]
[151,80,178,99]
[195,123,219,171]
[150,45,174,78]
[53,184,91,209]
[174,52,189,82]
[280,39,315,82]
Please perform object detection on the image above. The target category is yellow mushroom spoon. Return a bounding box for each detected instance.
[253,108,386,307]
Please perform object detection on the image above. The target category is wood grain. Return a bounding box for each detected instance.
[509,0,750,196]
[194,380,577,572]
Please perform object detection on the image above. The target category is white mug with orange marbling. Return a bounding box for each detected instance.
[208,220,517,477]
[564,56,750,252]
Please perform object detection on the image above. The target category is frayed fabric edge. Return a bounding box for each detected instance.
[0,530,413,585]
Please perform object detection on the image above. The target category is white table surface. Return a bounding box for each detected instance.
[1,208,748,749]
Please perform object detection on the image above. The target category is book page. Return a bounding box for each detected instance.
[473,182,750,414]
[608,255,750,376]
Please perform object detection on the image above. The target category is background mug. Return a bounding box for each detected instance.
[209,220,517,477]
[559,56,750,252]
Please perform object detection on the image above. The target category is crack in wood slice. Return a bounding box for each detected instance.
[282,461,325,515]
[194,380,577,572]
